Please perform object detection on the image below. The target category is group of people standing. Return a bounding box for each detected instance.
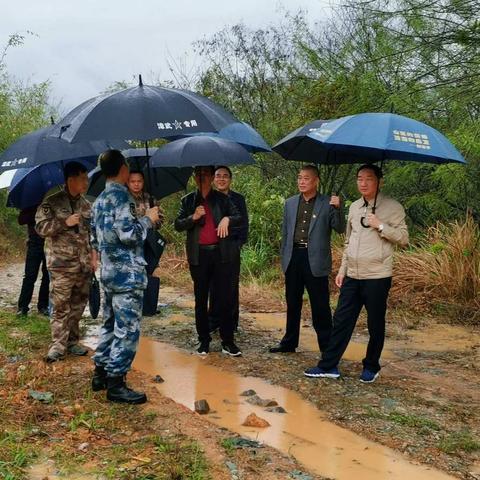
[17,148,408,405]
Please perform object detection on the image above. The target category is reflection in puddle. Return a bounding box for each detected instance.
[129,338,453,480]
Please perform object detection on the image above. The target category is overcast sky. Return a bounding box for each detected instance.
[1,0,334,114]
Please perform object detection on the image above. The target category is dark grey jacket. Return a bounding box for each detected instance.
[281,194,345,277]
[174,189,242,266]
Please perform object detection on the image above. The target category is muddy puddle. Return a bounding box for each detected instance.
[28,460,102,480]
[84,329,454,480]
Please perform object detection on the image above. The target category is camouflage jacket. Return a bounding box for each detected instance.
[35,187,92,273]
[91,181,152,292]
[130,191,162,229]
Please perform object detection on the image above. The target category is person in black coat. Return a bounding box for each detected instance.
[208,166,249,332]
[174,166,242,356]
[16,205,50,316]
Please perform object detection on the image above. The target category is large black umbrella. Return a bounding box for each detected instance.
[0,125,127,174]
[149,136,255,168]
[49,76,240,144]
[87,148,192,200]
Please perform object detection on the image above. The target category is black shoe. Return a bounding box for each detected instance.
[269,345,296,353]
[38,308,49,316]
[106,376,147,404]
[16,309,28,317]
[196,342,210,355]
[92,365,107,391]
[221,342,242,357]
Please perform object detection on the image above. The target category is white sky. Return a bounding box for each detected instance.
[1,0,334,114]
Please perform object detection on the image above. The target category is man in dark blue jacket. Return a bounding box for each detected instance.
[208,166,249,332]
[270,165,345,354]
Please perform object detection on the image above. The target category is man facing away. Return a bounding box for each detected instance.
[90,150,159,404]
[35,162,93,363]
[270,164,345,354]
[304,164,408,383]
[208,165,249,332]
[175,166,242,356]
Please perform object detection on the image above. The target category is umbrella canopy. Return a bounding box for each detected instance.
[149,136,255,168]
[87,148,192,200]
[7,157,98,209]
[171,121,271,153]
[274,113,466,165]
[49,77,240,143]
[0,125,127,174]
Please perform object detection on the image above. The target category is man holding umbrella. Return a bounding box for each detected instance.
[35,161,93,363]
[304,164,408,383]
[175,166,242,356]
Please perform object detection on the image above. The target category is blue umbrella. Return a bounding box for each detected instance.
[149,136,255,168]
[87,148,192,200]
[7,157,98,209]
[274,113,465,165]
[0,125,127,174]
[49,76,240,144]
[171,121,271,153]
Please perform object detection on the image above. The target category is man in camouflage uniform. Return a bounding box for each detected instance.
[35,161,92,363]
[90,150,159,404]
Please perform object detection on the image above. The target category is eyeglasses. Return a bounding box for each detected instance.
[214,174,231,179]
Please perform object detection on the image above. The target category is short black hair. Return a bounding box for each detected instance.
[63,161,87,180]
[99,149,127,178]
[357,163,383,179]
[129,170,144,178]
[193,165,215,176]
[300,164,319,178]
[214,165,232,178]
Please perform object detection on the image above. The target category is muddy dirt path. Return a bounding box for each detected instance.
[1,262,479,479]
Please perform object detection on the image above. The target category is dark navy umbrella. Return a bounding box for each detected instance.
[274,113,465,165]
[149,136,255,168]
[87,148,192,200]
[7,157,98,209]
[171,121,271,153]
[0,125,127,174]
[49,76,240,144]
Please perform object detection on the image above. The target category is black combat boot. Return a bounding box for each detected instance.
[91,365,107,391]
[106,376,147,404]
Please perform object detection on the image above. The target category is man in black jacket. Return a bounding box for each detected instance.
[175,166,242,356]
[208,166,248,332]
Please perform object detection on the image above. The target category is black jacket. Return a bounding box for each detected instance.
[174,189,242,265]
[228,190,249,246]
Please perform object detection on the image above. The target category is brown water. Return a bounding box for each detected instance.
[129,337,454,480]
[248,312,394,360]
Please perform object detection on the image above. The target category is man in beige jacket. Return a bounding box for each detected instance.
[304,164,408,383]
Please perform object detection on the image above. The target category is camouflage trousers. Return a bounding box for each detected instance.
[92,289,143,376]
[48,270,90,356]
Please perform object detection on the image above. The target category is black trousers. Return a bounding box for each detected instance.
[318,276,392,373]
[143,276,160,316]
[17,236,49,313]
[281,248,332,351]
[189,247,235,344]
[208,247,240,331]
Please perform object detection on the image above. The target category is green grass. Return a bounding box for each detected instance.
[438,430,480,454]
[0,431,38,480]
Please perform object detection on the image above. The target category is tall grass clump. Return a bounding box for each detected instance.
[392,216,480,324]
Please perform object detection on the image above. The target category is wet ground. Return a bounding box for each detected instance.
[1,262,479,479]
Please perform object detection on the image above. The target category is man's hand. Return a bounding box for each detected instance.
[146,206,160,224]
[367,213,381,230]
[65,213,81,227]
[217,217,230,238]
[329,195,341,209]
[335,273,345,288]
[192,206,206,221]
[91,250,99,272]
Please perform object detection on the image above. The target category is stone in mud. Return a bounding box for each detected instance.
[265,406,287,413]
[194,399,210,414]
[246,394,278,407]
[240,389,256,397]
[242,413,270,428]
[153,375,164,383]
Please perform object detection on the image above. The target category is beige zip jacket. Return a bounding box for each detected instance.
[339,192,408,280]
